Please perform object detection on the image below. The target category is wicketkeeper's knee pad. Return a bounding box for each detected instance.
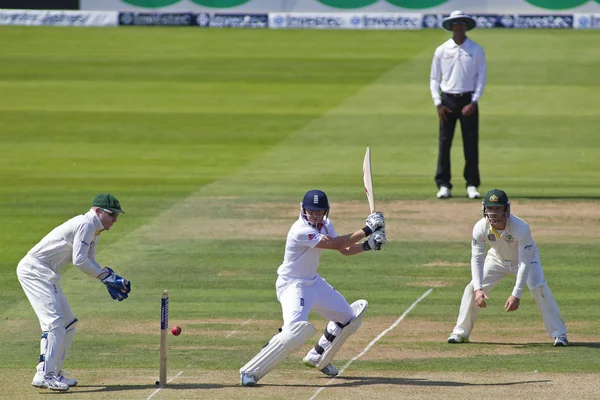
[57,318,78,373]
[315,299,368,369]
[240,321,316,382]
[43,325,66,376]
[64,318,78,344]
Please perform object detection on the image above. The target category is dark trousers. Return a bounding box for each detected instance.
[435,92,480,190]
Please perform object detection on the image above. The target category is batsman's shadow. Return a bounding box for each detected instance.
[330,376,552,388]
[266,376,551,388]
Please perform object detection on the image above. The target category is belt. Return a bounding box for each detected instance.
[443,92,473,97]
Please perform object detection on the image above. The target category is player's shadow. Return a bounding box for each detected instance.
[567,342,600,348]
[468,341,600,349]
[38,383,233,394]
[265,376,552,388]
[329,376,552,388]
[511,195,600,200]
[468,341,551,348]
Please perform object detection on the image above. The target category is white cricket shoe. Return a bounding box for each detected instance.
[447,334,470,344]
[303,356,339,377]
[240,373,257,387]
[32,374,69,391]
[57,371,78,386]
[32,371,44,387]
[319,363,339,377]
[467,186,481,199]
[554,334,569,347]
[437,186,451,199]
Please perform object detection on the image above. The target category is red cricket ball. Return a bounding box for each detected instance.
[171,326,181,336]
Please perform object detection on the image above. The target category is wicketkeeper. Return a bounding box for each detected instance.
[17,194,132,391]
[239,189,386,386]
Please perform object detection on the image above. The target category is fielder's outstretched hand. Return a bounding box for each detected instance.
[365,212,385,233]
[100,267,131,301]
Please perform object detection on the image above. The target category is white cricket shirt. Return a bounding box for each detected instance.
[276,215,338,280]
[26,209,106,277]
[430,37,487,106]
[471,215,539,298]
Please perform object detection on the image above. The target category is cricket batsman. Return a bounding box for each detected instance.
[17,194,131,391]
[239,189,387,386]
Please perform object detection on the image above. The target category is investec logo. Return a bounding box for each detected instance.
[286,14,345,28]
[196,13,267,28]
[514,15,573,28]
[361,14,421,29]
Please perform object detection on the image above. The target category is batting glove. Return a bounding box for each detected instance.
[361,229,387,251]
[364,212,385,235]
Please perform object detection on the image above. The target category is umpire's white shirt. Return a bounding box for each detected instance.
[24,209,106,278]
[430,37,487,106]
[276,215,338,280]
[471,215,539,298]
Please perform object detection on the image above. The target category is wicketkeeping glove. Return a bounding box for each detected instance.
[100,267,131,301]
[364,212,385,235]
[361,229,387,251]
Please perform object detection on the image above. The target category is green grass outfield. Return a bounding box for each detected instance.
[0,27,599,399]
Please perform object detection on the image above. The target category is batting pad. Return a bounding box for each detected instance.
[315,299,368,370]
[240,321,316,382]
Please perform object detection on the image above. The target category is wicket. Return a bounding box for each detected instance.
[157,290,169,386]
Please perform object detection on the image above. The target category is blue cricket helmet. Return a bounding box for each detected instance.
[302,190,329,211]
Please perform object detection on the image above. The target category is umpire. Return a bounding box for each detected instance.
[430,10,487,199]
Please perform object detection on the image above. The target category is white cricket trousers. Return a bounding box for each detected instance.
[452,253,567,339]
[276,275,354,327]
[17,255,75,375]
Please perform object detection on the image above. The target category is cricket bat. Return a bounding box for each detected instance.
[362,147,376,214]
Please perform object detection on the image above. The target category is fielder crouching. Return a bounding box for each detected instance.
[447,189,568,347]
[16,194,131,391]
[239,190,386,386]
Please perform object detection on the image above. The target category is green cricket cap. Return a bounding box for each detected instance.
[483,189,509,207]
[92,193,124,214]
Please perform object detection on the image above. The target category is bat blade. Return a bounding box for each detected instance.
[362,147,376,214]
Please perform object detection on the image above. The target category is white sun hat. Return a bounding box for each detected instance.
[442,10,476,31]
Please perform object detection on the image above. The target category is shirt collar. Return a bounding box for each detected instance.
[86,208,105,232]
[447,37,470,48]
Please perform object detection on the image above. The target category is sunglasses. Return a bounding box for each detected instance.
[103,209,118,217]
[452,21,467,25]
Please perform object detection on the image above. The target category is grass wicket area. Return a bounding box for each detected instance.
[0,26,599,399]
